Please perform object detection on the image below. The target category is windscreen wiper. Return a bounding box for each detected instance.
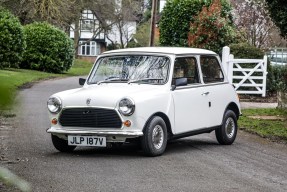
[97,78,128,85]
[128,78,164,84]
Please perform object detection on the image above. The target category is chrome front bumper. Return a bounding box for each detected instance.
[47,127,143,138]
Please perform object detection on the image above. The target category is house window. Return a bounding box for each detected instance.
[81,20,94,31]
[80,10,96,31]
[78,41,99,56]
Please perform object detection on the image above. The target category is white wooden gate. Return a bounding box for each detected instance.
[222,46,268,97]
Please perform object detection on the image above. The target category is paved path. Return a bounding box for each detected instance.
[240,102,278,109]
[1,77,287,192]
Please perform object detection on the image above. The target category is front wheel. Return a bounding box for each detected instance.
[51,135,76,152]
[215,110,238,145]
[141,116,167,156]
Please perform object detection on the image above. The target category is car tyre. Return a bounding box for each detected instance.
[141,116,167,156]
[215,110,238,145]
[51,135,76,152]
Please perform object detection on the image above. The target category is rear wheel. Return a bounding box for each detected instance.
[51,135,76,152]
[215,110,238,145]
[141,116,167,156]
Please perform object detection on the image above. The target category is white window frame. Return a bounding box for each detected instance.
[78,41,99,56]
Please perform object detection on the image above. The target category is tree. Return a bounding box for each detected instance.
[159,0,235,48]
[0,0,79,27]
[0,7,25,69]
[105,0,142,48]
[130,19,159,47]
[188,0,238,53]
[232,0,274,49]
[266,0,287,38]
[132,20,151,47]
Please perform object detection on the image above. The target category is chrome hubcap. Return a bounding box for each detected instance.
[152,125,164,149]
[225,117,235,139]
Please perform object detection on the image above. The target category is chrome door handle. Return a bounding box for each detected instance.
[201,92,210,96]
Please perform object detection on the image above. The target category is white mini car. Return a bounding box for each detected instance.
[47,47,241,156]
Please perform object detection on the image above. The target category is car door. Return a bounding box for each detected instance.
[171,56,210,134]
[199,55,227,127]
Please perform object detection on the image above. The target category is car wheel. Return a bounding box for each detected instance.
[215,110,238,145]
[141,116,167,156]
[51,135,76,152]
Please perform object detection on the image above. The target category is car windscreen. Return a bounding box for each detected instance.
[87,55,170,85]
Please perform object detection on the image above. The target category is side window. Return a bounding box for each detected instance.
[200,56,224,83]
[173,57,200,85]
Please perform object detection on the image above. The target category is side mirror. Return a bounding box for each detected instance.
[79,78,86,86]
[175,77,188,86]
[171,78,188,91]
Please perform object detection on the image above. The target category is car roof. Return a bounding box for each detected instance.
[102,47,217,55]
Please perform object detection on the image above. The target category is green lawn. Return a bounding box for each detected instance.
[64,59,93,76]
[239,108,287,143]
[0,59,92,88]
[0,59,93,109]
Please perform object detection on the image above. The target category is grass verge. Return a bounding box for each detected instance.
[0,59,92,88]
[239,108,287,143]
[0,59,92,109]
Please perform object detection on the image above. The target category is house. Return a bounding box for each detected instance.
[69,3,138,62]
[70,10,106,62]
[70,0,166,61]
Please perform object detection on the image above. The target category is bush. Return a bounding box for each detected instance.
[229,43,264,59]
[0,7,25,69]
[188,0,238,54]
[267,65,287,93]
[159,0,234,48]
[21,22,74,73]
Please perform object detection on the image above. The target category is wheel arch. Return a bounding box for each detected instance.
[225,102,240,120]
[143,112,173,139]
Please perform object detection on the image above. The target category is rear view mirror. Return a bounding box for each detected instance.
[79,78,86,86]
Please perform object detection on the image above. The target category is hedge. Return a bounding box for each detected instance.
[21,22,74,73]
[0,7,25,69]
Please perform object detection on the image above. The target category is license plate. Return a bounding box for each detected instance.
[68,136,106,147]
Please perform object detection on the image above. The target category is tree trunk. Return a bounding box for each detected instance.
[277,91,287,109]
[74,16,80,59]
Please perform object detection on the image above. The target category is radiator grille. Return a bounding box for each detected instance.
[59,108,122,128]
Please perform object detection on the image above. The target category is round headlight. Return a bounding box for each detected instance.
[118,98,135,116]
[47,97,62,113]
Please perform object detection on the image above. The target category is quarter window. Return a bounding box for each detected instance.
[173,57,200,85]
[200,56,224,83]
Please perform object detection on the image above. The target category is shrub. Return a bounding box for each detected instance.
[21,22,74,73]
[229,43,264,59]
[0,7,25,69]
[159,0,234,48]
[267,65,287,93]
[188,0,238,53]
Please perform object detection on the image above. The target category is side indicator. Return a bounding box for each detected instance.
[123,120,131,127]
[51,118,58,125]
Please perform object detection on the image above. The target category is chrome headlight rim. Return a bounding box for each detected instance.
[118,98,135,116]
[47,96,62,114]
